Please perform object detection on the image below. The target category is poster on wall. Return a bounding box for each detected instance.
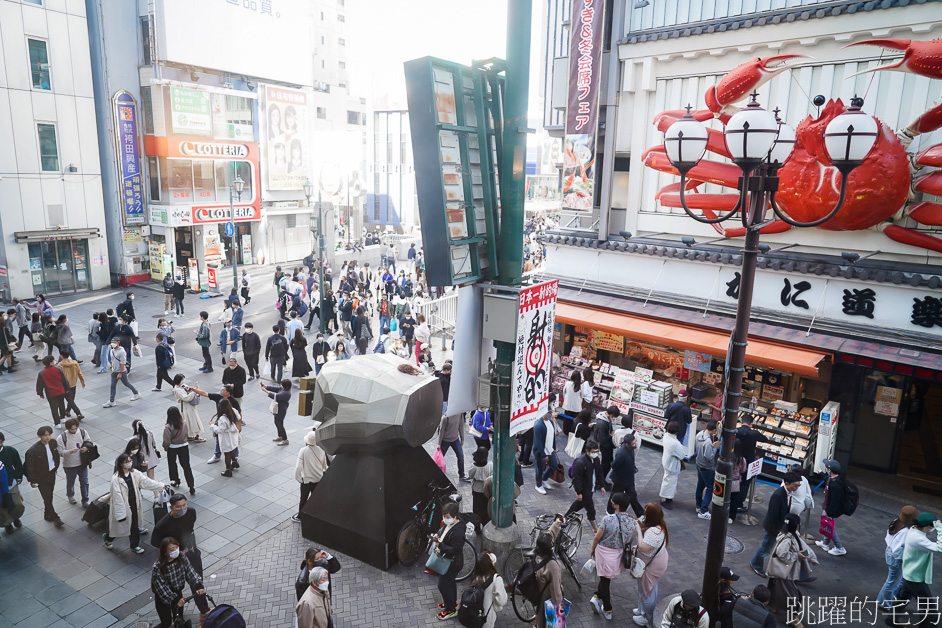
[113,92,144,225]
[684,350,712,374]
[590,330,624,353]
[562,0,605,212]
[170,87,211,135]
[511,280,560,436]
[262,85,310,190]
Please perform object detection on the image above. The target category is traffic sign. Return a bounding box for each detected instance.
[224,222,234,237]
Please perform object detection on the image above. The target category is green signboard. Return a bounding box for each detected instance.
[404,57,503,287]
[170,86,211,135]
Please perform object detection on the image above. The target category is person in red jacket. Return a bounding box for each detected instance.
[36,355,70,427]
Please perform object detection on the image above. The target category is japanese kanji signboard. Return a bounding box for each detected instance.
[511,280,560,436]
[113,92,144,226]
[562,0,605,212]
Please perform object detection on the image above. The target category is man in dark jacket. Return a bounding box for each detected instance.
[241,323,261,381]
[593,405,619,483]
[171,277,186,315]
[565,439,606,532]
[36,356,70,426]
[265,326,288,382]
[733,414,769,525]
[162,273,174,315]
[310,332,330,375]
[608,431,644,516]
[151,494,203,575]
[664,389,693,443]
[153,333,175,392]
[721,583,775,628]
[23,426,63,526]
[815,459,847,556]
[115,292,136,328]
[436,363,451,415]
[221,357,246,405]
[750,471,801,577]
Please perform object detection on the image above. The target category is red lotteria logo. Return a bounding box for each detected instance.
[192,206,260,223]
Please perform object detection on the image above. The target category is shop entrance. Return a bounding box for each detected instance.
[174,228,195,284]
[27,240,90,294]
[897,380,942,491]
[221,223,252,265]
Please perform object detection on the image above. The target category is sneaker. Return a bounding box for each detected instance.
[520,461,534,468]
[102,533,113,549]
[131,547,145,554]
[751,566,768,578]
[459,475,470,482]
[232,460,240,469]
[192,437,206,443]
[68,497,77,505]
[604,610,613,621]
[152,387,162,392]
[697,511,711,520]
[81,500,89,508]
[277,440,290,446]
[828,546,847,556]
[535,485,547,495]
[273,438,284,442]
[590,595,602,614]
[633,608,642,616]
[131,394,141,401]
[815,540,831,550]
[207,456,221,464]
[437,603,446,610]
[659,500,673,510]
[291,514,301,523]
[138,527,149,535]
[221,470,232,477]
[189,487,196,496]
[542,482,553,491]
[247,376,255,382]
[102,401,116,408]
[436,608,457,620]
[632,616,649,626]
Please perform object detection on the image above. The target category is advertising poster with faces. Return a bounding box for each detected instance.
[263,85,310,190]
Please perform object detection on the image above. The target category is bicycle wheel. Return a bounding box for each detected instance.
[560,552,582,589]
[396,520,424,567]
[456,539,477,582]
[503,548,526,585]
[511,571,537,623]
[559,519,582,561]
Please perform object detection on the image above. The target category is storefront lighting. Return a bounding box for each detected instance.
[233,176,245,198]
[303,179,314,201]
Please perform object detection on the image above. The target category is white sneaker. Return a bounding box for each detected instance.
[698,511,711,520]
[590,595,602,614]
[604,610,613,621]
[542,482,553,491]
[632,608,642,616]
[131,393,141,401]
[102,401,116,408]
[632,615,649,626]
[207,456,221,464]
[152,387,162,392]
[535,485,547,495]
[815,540,831,550]
[828,546,847,556]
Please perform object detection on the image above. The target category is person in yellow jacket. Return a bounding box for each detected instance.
[56,349,86,421]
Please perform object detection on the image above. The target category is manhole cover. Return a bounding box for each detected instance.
[705,535,744,554]
[132,623,151,628]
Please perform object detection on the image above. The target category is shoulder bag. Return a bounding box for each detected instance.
[617,514,633,569]
[269,396,280,415]
[629,527,665,579]
[564,432,584,459]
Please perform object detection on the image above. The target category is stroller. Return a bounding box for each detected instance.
[174,594,245,628]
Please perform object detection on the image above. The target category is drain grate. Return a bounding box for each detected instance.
[705,535,745,554]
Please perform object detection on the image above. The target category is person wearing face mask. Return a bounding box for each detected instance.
[151,494,202,576]
[56,418,91,506]
[293,430,329,523]
[296,566,332,628]
[131,420,160,481]
[295,547,342,601]
[566,439,606,533]
[103,336,140,408]
[431,502,466,620]
[104,453,164,554]
[241,322,261,381]
[152,536,209,626]
[123,436,149,475]
[311,332,330,375]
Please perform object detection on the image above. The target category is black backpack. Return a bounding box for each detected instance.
[841,478,860,516]
[457,581,488,628]
[515,557,551,605]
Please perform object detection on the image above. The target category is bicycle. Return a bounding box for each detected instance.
[505,512,584,623]
[395,482,477,582]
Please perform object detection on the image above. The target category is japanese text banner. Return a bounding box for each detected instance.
[511,280,560,436]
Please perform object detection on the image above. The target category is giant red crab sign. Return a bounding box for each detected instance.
[642,39,942,252]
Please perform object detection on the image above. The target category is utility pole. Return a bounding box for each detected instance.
[228,176,244,293]
[492,0,531,529]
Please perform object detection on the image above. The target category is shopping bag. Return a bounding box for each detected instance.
[132,344,143,358]
[433,448,446,474]
[564,433,584,459]
[130,320,139,337]
[580,558,596,580]
[819,515,834,540]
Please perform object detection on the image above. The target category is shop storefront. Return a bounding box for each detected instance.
[144,136,261,290]
[15,229,101,295]
[553,301,836,481]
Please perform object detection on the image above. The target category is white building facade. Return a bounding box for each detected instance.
[0,0,110,298]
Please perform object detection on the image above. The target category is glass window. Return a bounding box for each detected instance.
[166,158,193,202]
[316,107,326,120]
[347,110,360,125]
[337,14,345,22]
[140,17,151,65]
[193,161,215,203]
[28,39,50,90]
[147,156,160,201]
[37,123,58,171]
[225,95,253,127]
[24,0,42,5]
[141,86,155,134]
[215,160,254,201]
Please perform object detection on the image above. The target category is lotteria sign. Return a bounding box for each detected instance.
[179,141,249,159]
[192,205,260,224]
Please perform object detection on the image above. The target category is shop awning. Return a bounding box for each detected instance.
[556,302,830,377]
[14,228,100,243]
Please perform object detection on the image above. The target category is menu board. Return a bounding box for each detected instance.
[608,369,634,414]
[591,330,624,353]
[632,412,667,441]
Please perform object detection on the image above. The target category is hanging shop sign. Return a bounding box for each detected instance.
[590,330,624,353]
[562,0,605,212]
[684,350,712,374]
[170,87,211,135]
[113,91,145,225]
[511,280,560,437]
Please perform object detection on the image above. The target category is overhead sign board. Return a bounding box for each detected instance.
[404,56,502,287]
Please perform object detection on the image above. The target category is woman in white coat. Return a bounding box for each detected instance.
[468,551,507,628]
[172,373,207,443]
[103,453,164,554]
[213,399,241,478]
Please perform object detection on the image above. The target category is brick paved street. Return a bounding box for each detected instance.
[0,273,928,627]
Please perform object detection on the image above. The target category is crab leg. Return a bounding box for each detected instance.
[703,53,809,115]
[915,171,942,196]
[917,144,942,168]
[659,192,741,212]
[643,146,742,188]
[905,202,942,226]
[720,221,792,238]
[879,222,942,255]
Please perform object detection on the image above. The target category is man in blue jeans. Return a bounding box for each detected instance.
[532,406,558,494]
[102,337,140,408]
[438,413,466,481]
[694,420,721,519]
[815,458,848,556]
[751,471,802,577]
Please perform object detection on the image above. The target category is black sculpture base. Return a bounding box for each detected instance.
[300,444,453,570]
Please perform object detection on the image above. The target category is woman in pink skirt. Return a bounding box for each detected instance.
[589,492,638,620]
[632,502,670,627]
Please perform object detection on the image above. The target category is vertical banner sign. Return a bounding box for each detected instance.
[262,85,310,190]
[113,92,144,225]
[510,280,560,436]
[562,0,605,212]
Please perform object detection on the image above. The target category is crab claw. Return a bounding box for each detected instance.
[844,39,942,80]
[705,54,809,115]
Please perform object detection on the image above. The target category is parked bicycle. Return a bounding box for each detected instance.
[505,512,583,623]
[396,482,477,582]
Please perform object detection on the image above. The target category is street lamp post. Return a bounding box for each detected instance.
[305,179,327,334]
[229,175,245,291]
[663,93,878,619]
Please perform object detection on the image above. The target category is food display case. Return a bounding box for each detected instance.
[749,400,822,478]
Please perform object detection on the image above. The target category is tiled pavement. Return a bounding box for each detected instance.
[0,273,926,627]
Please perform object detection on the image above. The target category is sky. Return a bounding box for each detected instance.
[348,0,543,111]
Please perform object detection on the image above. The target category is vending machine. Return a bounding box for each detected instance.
[813,401,840,475]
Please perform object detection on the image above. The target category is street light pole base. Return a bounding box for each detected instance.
[482,521,519,578]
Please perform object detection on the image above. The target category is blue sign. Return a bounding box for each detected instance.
[114,92,144,225]
[684,350,712,374]
[224,222,235,237]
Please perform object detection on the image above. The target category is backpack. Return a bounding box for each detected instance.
[515,557,551,605]
[161,343,174,369]
[373,335,388,354]
[457,582,488,628]
[668,601,708,628]
[841,478,860,516]
[297,300,309,317]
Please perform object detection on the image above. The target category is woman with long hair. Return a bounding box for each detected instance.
[581,367,596,406]
[766,513,817,627]
[631,502,670,627]
[161,406,195,495]
[468,551,507,627]
[103,453,164,555]
[729,438,749,523]
[131,420,160,480]
[878,506,919,610]
[534,516,564,628]
[172,373,206,443]
[0,312,16,373]
[212,398,241,478]
[291,328,312,378]
[151,537,209,626]
[123,437,148,474]
[560,370,584,435]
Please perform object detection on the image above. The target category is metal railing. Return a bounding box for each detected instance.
[415,291,459,346]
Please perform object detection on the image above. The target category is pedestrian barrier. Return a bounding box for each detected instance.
[415,291,458,347]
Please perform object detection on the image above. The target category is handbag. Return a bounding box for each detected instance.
[269,398,280,414]
[425,548,453,575]
[551,463,566,484]
[564,433,584,459]
[729,478,741,493]
[580,558,596,580]
[764,537,793,579]
[617,515,633,569]
[629,531,665,579]
[819,515,834,540]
